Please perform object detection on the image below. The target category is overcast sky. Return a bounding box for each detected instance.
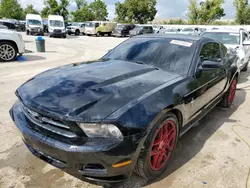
[18,0,236,19]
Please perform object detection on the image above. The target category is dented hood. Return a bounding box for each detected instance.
[17,60,180,121]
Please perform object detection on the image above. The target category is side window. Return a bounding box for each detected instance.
[242,32,248,41]
[200,42,221,62]
[95,23,100,28]
[221,45,228,57]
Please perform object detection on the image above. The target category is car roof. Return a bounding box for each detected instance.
[134,34,202,41]
[205,29,241,33]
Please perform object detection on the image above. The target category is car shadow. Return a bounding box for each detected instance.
[107,82,247,188]
[22,55,46,62]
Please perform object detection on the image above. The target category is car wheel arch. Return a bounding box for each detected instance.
[148,107,183,134]
[0,40,18,53]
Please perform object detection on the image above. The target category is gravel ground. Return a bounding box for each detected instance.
[0,33,250,188]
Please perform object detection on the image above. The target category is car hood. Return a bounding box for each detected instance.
[49,26,64,30]
[68,26,79,29]
[17,60,181,121]
[29,24,42,28]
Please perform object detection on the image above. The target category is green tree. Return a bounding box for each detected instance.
[115,2,128,23]
[24,5,39,15]
[187,0,199,24]
[115,0,157,24]
[72,6,94,22]
[199,0,225,24]
[234,0,250,24]
[41,0,69,19]
[89,0,108,20]
[186,0,225,24]
[75,0,87,10]
[59,0,69,20]
[0,0,24,19]
[168,19,187,25]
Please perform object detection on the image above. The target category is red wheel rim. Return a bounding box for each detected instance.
[228,80,237,105]
[150,120,177,171]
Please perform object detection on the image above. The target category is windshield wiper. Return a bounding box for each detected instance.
[135,61,146,65]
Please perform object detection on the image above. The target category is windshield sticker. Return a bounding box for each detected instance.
[170,40,193,47]
[229,33,239,36]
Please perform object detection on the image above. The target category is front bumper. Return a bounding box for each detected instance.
[67,30,75,34]
[112,32,122,37]
[49,32,66,37]
[9,101,147,184]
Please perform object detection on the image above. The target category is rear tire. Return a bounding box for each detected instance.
[219,78,237,108]
[135,112,179,180]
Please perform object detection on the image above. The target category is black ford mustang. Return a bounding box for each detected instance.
[10,35,239,184]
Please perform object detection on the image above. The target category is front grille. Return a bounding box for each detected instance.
[21,103,86,144]
[54,29,62,33]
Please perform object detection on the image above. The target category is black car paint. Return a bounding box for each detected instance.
[129,26,154,37]
[10,34,239,183]
[112,24,135,37]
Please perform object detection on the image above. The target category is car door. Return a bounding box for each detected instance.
[186,42,228,120]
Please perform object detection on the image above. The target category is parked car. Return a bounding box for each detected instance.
[15,20,26,31]
[112,24,135,37]
[0,25,8,30]
[10,34,239,184]
[152,25,165,33]
[164,28,181,34]
[180,27,200,36]
[48,15,66,38]
[0,20,16,30]
[0,29,25,61]
[26,14,44,36]
[129,25,154,36]
[201,29,249,71]
[66,22,85,35]
[85,21,117,37]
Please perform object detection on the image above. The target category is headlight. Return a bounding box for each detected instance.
[78,123,123,141]
[48,28,53,32]
[62,28,66,32]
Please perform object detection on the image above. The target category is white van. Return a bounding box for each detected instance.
[48,15,66,38]
[26,14,44,36]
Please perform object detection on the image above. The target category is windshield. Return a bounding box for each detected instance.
[182,28,193,32]
[133,26,143,30]
[71,23,81,26]
[116,25,125,29]
[166,29,177,32]
[202,32,240,45]
[28,19,41,26]
[102,38,196,75]
[85,22,96,27]
[49,20,64,27]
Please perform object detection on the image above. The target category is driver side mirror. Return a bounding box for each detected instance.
[198,60,222,71]
[243,40,250,46]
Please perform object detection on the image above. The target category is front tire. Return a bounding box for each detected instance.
[219,78,237,108]
[0,41,17,62]
[96,32,101,37]
[26,30,30,35]
[75,30,80,36]
[135,112,179,180]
